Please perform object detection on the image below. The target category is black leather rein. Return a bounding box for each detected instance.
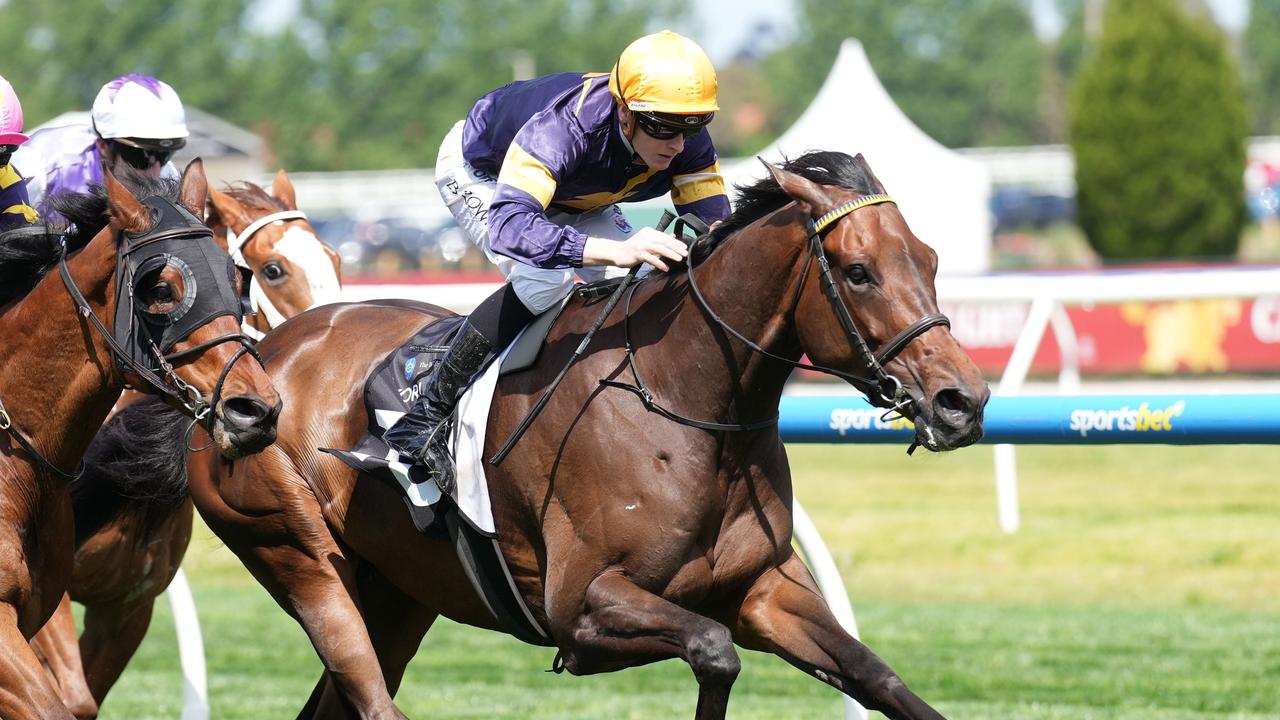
[601,197,950,434]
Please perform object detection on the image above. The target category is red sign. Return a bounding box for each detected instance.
[943,298,1280,376]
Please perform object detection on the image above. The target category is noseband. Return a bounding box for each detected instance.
[602,196,949,435]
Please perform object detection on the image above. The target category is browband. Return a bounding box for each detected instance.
[813,194,895,234]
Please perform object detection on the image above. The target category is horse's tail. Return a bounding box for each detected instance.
[71,396,190,543]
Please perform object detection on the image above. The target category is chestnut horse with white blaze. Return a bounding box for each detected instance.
[0,161,280,719]
[28,170,337,718]
[175,151,985,719]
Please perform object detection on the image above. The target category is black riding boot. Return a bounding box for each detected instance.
[383,283,533,490]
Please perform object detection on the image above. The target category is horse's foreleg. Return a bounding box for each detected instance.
[29,594,97,719]
[557,571,740,720]
[301,561,436,719]
[191,447,406,720]
[733,553,946,720]
[0,604,75,719]
[236,535,406,720]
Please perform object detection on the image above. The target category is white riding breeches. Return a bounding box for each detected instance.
[435,120,637,314]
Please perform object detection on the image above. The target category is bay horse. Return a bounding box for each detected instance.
[180,151,986,719]
[29,170,340,718]
[0,161,281,719]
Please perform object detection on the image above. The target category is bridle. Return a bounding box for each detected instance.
[601,196,950,435]
[227,209,309,337]
[0,201,264,479]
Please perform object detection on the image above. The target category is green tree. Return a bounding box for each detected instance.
[758,0,1046,151]
[1069,0,1247,261]
[0,0,683,171]
[0,0,254,126]
[250,0,683,170]
[1245,0,1280,134]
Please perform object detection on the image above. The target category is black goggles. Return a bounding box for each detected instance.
[0,144,19,156]
[110,139,183,170]
[635,111,713,140]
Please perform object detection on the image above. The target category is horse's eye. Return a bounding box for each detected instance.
[262,261,286,282]
[149,281,175,305]
[844,264,870,285]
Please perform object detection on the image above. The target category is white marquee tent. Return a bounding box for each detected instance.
[725,38,992,275]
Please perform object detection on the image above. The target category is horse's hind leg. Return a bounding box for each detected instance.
[300,561,436,719]
[733,553,946,720]
[77,596,157,708]
[556,571,740,720]
[30,594,97,718]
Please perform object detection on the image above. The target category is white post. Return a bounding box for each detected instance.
[991,295,1055,533]
[792,499,869,720]
[166,568,209,720]
[1048,303,1081,394]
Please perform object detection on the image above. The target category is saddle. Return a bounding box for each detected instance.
[322,277,621,530]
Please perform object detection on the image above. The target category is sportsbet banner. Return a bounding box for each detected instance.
[942,297,1280,375]
[780,395,1280,444]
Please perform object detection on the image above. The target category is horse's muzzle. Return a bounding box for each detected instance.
[214,394,282,457]
[916,383,989,451]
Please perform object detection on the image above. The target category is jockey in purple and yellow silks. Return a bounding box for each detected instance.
[12,74,188,222]
[0,75,38,232]
[385,30,730,482]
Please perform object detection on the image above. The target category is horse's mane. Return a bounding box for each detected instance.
[70,396,189,542]
[696,150,886,263]
[223,182,286,214]
[0,172,182,306]
[0,225,65,305]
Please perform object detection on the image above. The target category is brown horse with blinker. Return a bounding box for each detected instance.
[0,161,280,719]
[182,151,986,719]
[28,170,338,718]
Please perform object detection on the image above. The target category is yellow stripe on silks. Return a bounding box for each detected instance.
[671,162,726,206]
[3,203,40,224]
[552,167,660,212]
[0,164,22,189]
[497,143,557,208]
[575,73,608,115]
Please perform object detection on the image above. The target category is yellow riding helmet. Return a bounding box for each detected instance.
[609,30,719,114]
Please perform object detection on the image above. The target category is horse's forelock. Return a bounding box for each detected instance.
[224,182,284,214]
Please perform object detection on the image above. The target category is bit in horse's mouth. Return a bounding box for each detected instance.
[918,423,940,451]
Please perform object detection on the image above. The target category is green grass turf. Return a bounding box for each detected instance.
[89,443,1280,719]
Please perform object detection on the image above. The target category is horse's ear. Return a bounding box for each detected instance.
[271,169,298,210]
[209,185,251,231]
[761,158,835,217]
[103,168,152,234]
[851,153,888,195]
[179,158,209,217]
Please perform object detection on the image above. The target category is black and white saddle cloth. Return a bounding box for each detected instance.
[320,309,559,646]
[320,314,471,535]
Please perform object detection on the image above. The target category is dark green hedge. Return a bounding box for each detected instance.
[1069,0,1247,261]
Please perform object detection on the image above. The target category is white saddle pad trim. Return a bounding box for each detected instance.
[450,340,518,535]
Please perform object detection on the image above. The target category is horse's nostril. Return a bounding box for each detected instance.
[934,387,975,417]
[223,395,274,427]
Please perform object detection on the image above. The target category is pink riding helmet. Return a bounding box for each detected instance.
[0,75,29,146]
